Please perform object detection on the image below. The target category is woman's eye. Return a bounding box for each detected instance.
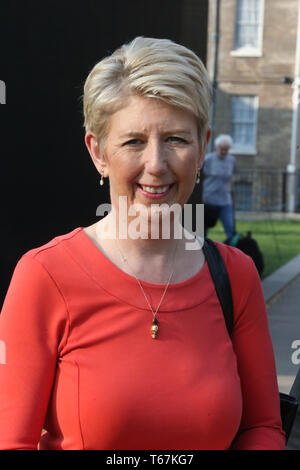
[167,136,187,143]
[124,139,143,146]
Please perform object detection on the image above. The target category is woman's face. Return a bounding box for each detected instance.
[86,94,210,222]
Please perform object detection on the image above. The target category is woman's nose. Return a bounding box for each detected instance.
[144,140,168,175]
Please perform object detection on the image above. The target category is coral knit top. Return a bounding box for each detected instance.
[0,227,286,450]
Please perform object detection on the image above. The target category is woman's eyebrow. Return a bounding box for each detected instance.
[119,129,192,139]
[119,131,146,139]
[163,129,192,136]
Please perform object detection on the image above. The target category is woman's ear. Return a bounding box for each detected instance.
[204,128,212,153]
[198,127,212,168]
[85,132,108,177]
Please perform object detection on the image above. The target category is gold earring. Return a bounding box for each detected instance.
[196,169,200,184]
[100,169,104,186]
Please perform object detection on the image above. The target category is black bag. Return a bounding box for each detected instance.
[202,238,299,443]
[225,231,264,277]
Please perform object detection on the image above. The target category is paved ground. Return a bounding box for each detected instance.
[262,258,300,449]
[266,275,300,394]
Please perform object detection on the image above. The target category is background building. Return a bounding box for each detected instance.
[206,0,300,212]
[0,0,209,306]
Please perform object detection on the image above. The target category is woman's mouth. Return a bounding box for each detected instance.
[137,183,174,198]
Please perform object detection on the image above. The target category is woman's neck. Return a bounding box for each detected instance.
[85,213,204,284]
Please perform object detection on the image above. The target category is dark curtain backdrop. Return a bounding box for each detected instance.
[0,0,208,305]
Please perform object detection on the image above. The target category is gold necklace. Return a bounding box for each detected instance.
[115,240,179,339]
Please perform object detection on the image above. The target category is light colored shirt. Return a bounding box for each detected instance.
[202,152,236,206]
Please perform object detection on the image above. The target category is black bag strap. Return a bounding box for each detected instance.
[202,238,234,336]
[203,238,299,443]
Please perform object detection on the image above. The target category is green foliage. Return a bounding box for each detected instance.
[207,219,300,279]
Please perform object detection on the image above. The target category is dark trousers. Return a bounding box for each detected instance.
[205,204,235,240]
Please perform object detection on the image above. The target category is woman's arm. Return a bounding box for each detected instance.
[227,255,286,449]
[0,254,69,449]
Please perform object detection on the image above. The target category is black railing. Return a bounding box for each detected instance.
[233,169,300,213]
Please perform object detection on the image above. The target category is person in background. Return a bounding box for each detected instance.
[202,134,236,240]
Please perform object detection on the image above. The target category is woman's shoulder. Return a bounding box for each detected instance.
[210,241,263,319]
[212,240,258,283]
[24,227,83,260]
[16,227,84,280]
[5,227,85,302]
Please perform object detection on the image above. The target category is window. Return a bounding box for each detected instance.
[232,0,264,56]
[230,95,258,153]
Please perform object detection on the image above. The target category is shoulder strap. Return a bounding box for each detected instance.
[202,241,299,441]
[202,239,234,336]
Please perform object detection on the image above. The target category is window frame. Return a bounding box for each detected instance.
[230,94,259,155]
[231,0,265,58]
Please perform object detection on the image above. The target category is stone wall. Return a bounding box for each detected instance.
[207,0,298,171]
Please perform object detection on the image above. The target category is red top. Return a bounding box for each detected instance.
[0,227,286,450]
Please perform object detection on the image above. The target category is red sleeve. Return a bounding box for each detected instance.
[225,250,286,449]
[0,254,69,450]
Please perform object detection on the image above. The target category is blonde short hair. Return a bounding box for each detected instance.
[83,37,211,149]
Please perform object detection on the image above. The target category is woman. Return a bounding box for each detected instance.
[202,134,236,240]
[0,37,285,450]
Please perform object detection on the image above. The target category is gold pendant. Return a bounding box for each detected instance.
[151,318,159,339]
